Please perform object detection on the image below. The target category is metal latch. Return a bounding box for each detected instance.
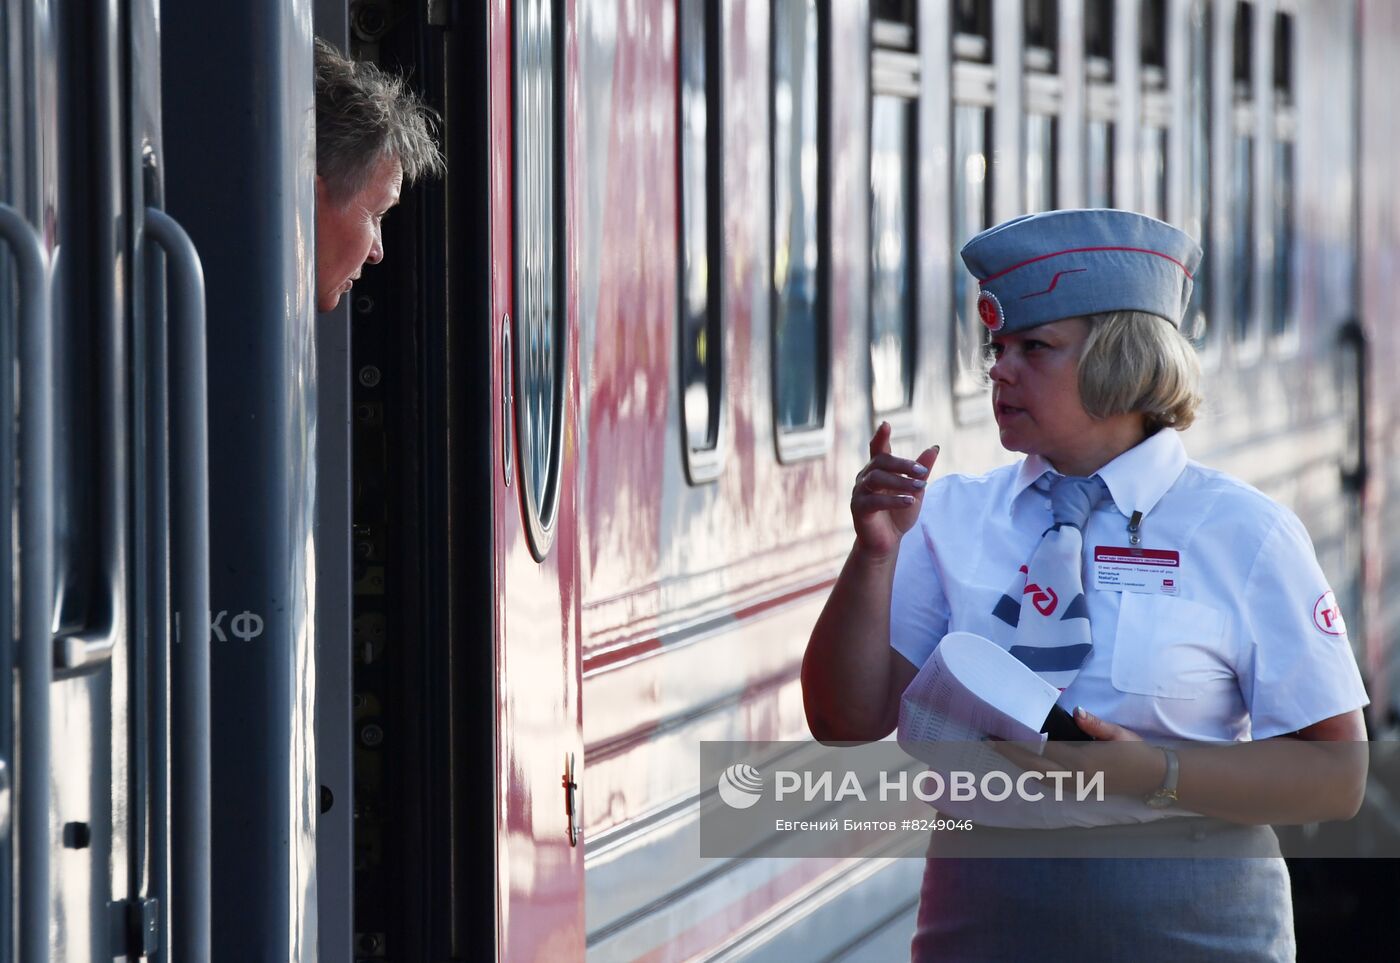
[563,752,581,847]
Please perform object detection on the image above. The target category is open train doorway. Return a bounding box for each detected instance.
[324,4,498,958]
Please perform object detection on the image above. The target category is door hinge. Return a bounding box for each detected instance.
[108,897,159,958]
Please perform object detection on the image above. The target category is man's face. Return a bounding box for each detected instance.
[315,155,403,313]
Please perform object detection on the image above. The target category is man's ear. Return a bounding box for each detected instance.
[314,174,327,208]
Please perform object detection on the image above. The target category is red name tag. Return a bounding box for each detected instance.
[1093,546,1182,594]
[1093,547,1181,567]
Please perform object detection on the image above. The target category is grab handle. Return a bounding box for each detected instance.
[1,203,55,963]
[145,207,211,963]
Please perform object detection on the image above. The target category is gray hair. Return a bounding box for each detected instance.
[1078,310,1203,433]
[314,38,444,203]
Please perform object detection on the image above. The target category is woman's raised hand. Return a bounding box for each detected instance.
[850,422,939,560]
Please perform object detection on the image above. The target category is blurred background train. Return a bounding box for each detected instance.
[2,0,1398,959]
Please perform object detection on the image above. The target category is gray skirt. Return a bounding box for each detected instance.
[911,822,1294,962]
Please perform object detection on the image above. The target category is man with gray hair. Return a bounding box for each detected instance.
[314,38,444,313]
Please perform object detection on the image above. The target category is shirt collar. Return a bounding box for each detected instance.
[1006,429,1188,519]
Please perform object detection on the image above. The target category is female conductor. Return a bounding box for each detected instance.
[801,209,1368,961]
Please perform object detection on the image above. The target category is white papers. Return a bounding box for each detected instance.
[897,631,1061,747]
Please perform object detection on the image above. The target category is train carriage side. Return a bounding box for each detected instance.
[574,0,1399,959]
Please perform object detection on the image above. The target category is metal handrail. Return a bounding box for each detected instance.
[145,207,211,963]
[1,202,54,963]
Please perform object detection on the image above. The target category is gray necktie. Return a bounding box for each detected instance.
[992,475,1111,689]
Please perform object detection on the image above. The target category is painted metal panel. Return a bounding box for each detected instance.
[489,0,586,955]
[159,2,319,959]
[309,6,354,962]
[1357,0,1400,724]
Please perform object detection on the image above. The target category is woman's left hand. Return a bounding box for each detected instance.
[995,707,1168,798]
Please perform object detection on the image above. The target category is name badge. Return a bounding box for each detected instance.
[1093,546,1181,595]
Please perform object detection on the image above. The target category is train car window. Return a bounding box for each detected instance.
[952,1,995,396]
[1139,0,1169,221]
[1138,126,1167,220]
[1085,0,1114,66]
[1023,0,1059,215]
[1230,1,1256,345]
[1141,0,1167,73]
[870,4,918,415]
[513,0,565,558]
[952,0,993,61]
[1023,112,1056,214]
[1086,119,1113,208]
[1183,0,1212,345]
[771,0,829,450]
[1024,0,1058,71]
[1085,0,1116,207]
[679,0,725,481]
[1271,11,1296,339]
[1233,0,1253,86]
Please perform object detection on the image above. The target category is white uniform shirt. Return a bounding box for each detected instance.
[890,428,1368,745]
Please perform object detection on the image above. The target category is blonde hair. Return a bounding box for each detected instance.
[1077,310,1202,432]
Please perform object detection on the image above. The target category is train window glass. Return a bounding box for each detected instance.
[870,97,915,414]
[1272,137,1294,337]
[952,2,995,398]
[874,0,917,38]
[1086,120,1114,208]
[1233,2,1253,89]
[772,0,827,439]
[1139,0,1169,222]
[679,0,724,477]
[1183,0,1212,345]
[870,6,918,416]
[1139,126,1167,220]
[1141,0,1167,72]
[1085,0,1116,207]
[1230,1,1256,345]
[1273,10,1292,94]
[952,0,993,61]
[1271,11,1296,339]
[1085,0,1114,74]
[1229,131,1254,342]
[1024,113,1056,213]
[1024,0,1058,72]
[952,104,991,391]
[1023,1,1058,215]
[513,0,564,558]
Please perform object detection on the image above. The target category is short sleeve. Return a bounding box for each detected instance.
[1238,511,1369,740]
[889,510,951,670]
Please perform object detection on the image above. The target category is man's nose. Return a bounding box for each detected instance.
[367,238,384,265]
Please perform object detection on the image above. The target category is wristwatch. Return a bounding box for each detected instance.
[1144,747,1180,809]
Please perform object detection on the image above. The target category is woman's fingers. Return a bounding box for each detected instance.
[863,452,930,479]
[858,468,927,495]
[851,492,917,514]
[868,420,892,459]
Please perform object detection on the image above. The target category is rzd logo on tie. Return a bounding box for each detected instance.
[1024,583,1059,616]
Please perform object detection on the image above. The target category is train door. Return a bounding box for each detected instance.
[483,0,587,954]
[2,0,212,957]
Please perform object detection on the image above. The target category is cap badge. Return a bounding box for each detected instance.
[977,290,1004,332]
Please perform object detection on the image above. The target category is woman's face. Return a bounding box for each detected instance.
[988,317,1111,470]
[314,155,403,313]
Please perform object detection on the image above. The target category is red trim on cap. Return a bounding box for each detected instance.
[977,246,1194,284]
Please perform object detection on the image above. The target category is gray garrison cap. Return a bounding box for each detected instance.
[959,209,1203,335]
